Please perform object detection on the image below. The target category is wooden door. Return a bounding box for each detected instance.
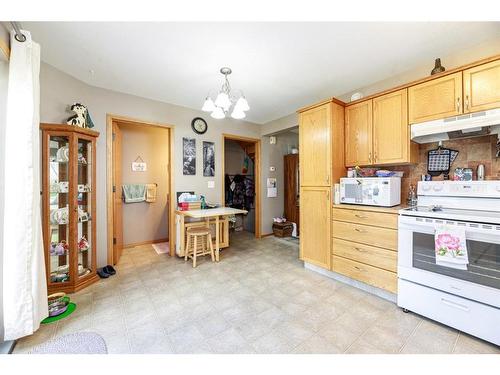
[112,122,123,265]
[345,100,373,166]
[463,59,500,113]
[408,72,462,124]
[299,103,331,186]
[373,89,409,164]
[300,186,331,269]
[284,154,299,234]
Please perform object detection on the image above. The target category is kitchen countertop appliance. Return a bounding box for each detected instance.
[340,177,401,207]
[398,181,500,345]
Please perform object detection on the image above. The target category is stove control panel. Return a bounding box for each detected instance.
[417,181,500,198]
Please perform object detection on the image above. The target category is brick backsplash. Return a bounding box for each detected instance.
[385,135,500,201]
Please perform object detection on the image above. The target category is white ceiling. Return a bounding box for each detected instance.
[24,22,500,124]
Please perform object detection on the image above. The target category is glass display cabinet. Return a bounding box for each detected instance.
[41,124,99,293]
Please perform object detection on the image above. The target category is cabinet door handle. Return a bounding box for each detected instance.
[354,247,367,253]
[326,190,330,201]
[465,95,469,111]
[326,175,330,184]
[456,97,461,112]
[354,228,365,233]
[354,266,363,271]
[354,214,367,219]
[368,152,372,163]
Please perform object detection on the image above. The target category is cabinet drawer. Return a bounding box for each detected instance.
[332,238,397,272]
[332,207,397,229]
[332,255,397,293]
[332,220,397,250]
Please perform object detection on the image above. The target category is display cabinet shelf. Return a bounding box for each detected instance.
[41,123,100,294]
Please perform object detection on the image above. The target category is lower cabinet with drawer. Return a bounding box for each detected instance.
[331,205,399,294]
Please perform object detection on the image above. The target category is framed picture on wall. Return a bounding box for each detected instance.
[203,141,215,177]
[183,137,196,175]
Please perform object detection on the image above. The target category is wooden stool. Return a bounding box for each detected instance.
[184,226,215,267]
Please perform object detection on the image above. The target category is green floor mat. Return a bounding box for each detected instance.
[41,301,76,324]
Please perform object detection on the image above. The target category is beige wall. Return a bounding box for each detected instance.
[39,63,262,267]
[260,130,299,235]
[120,124,169,246]
[261,112,298,136]
[338,37,500,103]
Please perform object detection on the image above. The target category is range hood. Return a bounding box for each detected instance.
[411,108,500,144]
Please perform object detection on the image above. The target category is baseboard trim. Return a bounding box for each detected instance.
[123,238,169,249]
[304,262,397,303]
[260,233,274,238]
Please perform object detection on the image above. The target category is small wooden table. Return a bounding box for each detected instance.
[175,207,248,261]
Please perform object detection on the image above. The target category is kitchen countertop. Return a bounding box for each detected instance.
[332,203,407,214]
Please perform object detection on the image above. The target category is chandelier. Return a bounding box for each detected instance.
[202,67,250,120]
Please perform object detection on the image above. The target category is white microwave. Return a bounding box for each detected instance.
[340,177,401,207]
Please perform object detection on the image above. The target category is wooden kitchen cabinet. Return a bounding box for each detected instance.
[463,59,500,113]
[373,89,417,165]
[299,103,331,186]
[345,100,372,166]
[408,72,463,124]
[331,205,398,294]
[345,90,416,167]
[300,186,331,269]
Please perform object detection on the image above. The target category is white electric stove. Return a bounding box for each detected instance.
[398,181,500,346]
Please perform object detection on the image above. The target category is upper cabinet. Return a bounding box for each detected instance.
[463,59,500,113]
[408,72,463,124]
[373,89,414,165]
[345,100,372,166]
[299,103,331,186]
[345,89,417,167]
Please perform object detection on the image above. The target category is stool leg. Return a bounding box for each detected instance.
[193,236,198,268]
[185,234,191,261]
[208,233,215,262]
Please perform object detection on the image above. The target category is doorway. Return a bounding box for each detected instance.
[221,134,261,238]
[106,115,175,265]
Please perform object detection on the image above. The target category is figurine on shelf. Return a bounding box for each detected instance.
[50,240,69,256]
[78,236,90,252]
[66,103,95,129]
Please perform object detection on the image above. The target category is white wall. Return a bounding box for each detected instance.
[40,63,262,267]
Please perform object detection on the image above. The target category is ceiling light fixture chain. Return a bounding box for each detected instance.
[202,67,249,120]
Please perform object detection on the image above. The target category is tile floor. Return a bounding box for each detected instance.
[14,232,500,354]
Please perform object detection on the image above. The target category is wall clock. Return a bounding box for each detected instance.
[191,117,208,135]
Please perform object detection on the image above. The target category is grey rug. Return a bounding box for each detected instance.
[29,332,107,354]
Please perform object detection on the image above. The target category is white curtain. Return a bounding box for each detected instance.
[2,30,48,340]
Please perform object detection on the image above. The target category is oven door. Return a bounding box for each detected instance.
[398,215,500,307]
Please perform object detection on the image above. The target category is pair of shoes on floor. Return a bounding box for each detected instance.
[97,265,116,279]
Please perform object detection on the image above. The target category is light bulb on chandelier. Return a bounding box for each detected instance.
[202,67,250,119]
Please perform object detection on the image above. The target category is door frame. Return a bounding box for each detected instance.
[106,114,176,264]
[221,133,261,238]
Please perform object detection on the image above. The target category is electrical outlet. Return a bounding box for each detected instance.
[207,181,215,189]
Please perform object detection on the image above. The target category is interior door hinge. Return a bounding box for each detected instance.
[112,185,116,193]
[112,132,116,141]
[113,238,116,245]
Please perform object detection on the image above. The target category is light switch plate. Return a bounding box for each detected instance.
[207,181,215,189]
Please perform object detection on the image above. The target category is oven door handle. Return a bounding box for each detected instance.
[441,298,470,312]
